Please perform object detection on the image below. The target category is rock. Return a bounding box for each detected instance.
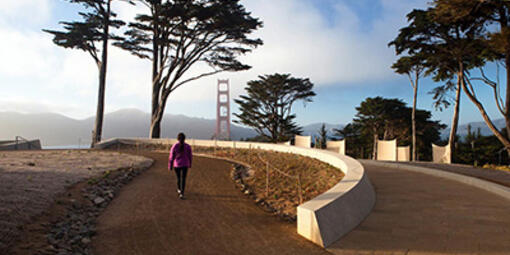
[93,197,105,205]
[81,238,91,244]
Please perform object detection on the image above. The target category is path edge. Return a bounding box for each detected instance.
[360,160,510,202]
[95,138,376,248]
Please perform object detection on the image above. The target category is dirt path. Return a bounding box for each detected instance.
[92,152,329,255]
[328,164,510,255]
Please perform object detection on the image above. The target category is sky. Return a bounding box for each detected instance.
[0,0,506,129]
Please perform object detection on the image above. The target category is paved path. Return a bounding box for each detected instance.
[328,163,510,255]
[92,152,329,255]
[401,161,510,188]
[92,151,510,255]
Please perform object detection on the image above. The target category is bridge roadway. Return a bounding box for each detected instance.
[92,152,510,255]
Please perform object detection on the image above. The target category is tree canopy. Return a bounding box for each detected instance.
[234,73,316,143]
[344,97,445,160]
[43,0,130,146]
[115,0,263,138]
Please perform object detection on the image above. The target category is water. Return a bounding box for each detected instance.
[43,144,91,150]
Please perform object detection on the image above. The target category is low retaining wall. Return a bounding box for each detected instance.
[95,138,376,247]
[0,139,41,151]
[360,160,510,202]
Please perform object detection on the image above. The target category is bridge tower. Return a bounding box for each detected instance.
[216,79,231,140]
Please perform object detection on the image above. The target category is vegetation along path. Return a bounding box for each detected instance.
[91,151,329,255]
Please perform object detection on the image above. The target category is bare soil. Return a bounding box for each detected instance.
[0,150,152,252]
[174,146,344,219]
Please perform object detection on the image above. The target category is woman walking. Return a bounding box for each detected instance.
[168,133,192,200]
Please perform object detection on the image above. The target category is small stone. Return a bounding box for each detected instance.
[93,197,105,205]
[81,237,91,244]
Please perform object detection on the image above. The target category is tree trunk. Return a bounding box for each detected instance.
[448,71,462,161]
[372,131,377,160]
[149,93,169,138]
[505,47,510,157]
[91,1,111,147]
[498,8,510,157]
[412,71,418,161]
[149,112,162,138]
[150,1,161,138]
[462,76,510,155]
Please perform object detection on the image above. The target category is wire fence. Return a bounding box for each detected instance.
[111,140,305,204]
[254,151,303,204]
[199,143,304,204]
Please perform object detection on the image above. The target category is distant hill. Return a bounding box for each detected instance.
[441,118,506,139]
[0,109,257,146]
[301,123,343,138]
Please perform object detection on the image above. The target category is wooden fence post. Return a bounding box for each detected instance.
[297,174,303,204]
[266,160,269,197]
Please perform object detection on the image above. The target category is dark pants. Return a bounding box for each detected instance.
[174,167,188,194]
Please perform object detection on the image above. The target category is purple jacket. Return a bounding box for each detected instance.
[168,142,192,169]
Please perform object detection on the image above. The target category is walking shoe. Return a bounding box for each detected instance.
[179,194,185,200]
[177,189,181,195]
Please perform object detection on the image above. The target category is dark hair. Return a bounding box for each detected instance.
[177,133,186,152]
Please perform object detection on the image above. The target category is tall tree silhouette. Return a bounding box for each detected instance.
[115,0,262,138]
[234,73,316,143]
[44,0,130,146]
[390,7,486,160]
[388,55,425,161]
[432,0,510,155]
[317,123,328,149]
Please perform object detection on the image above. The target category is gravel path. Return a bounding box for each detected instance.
[92,152,330,255]
[0,150,152,252]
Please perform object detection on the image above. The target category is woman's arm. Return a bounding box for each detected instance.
[188,144,193,168]
[168,144,175,170]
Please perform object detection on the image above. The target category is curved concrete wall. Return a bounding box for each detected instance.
[432,143,451,164]
[95,138,376,247]
[294,135,312,148]
[397,146,410,162]
[326,140,345,155]
[376,139,397,161]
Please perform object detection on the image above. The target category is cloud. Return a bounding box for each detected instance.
[0,0,429,119]
[0,96,87,118]
[0,0,52,24]
[233,0,428,85]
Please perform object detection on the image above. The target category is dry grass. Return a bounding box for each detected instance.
[193,147,344,217]
[482,164,510,173]
[0,150,151,251]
